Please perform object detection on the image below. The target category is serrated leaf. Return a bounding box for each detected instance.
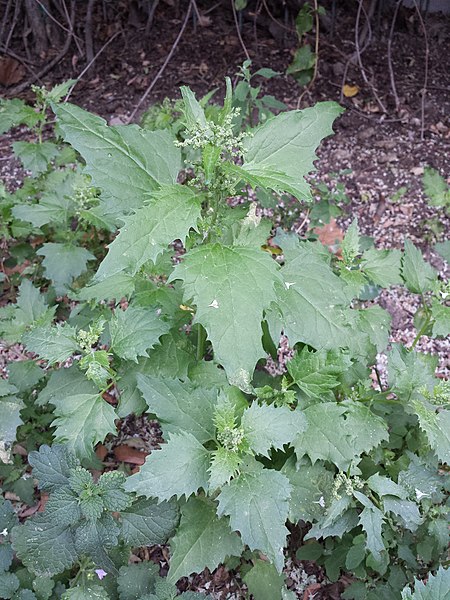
[243,559,285,600]
[208,446,242,490]
[388,344,437,401]
[0,499,18,534]
[117,563,159,600]
[121,498,178,546]
[28,444,80,492]
[357,306,391,353]
[168,497,243,583]
[8,359,45,393]
[37,243,95,294]
[367,473,408,499]
[171,244,281,390]
[37,365,97,406]
[423,167,450,207]
[293,402,388,470]
[354,493,385,562]
[0,98,41,134]
[74,515,119,574]
[23,323,80,365]
[77,273,135,302]
[241,102,344,201]
[241,403,306,457]
[431,300,450,337]
[0,544,13,572]
[217,460,291,571]
[12,141,59,176]
[95,185,202,280]
[51,394,117,460]
[383,497,422,531]
[44,487,82,527]
[53,103,181,213]
[110,307,170,362]
[361,248,402,287]
[282,457,333,523]
[125,432,210,501]
[410,400,450,463]
[401,240,437,294]
[274,241,360,355]
[137,375,216,443]
[286,347,345,402]
[401,566,450,600]
[12,515,77,577]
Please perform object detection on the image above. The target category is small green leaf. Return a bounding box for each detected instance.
[51,394,117,460]
[361,248,402,287]
[168,497,243,583]
[110,306,170,362]
[423,167,450,207]
[287,347,344,402]
[37,243,95,294]
[23,323,80,365]
[12,141,59,176]
[243,559,285,600]
[401,240,437,294]
[117,563,159,600]
[0,395,24,446]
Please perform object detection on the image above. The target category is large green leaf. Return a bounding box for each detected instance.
[171,244,282,390]
[125,432,210,501]
[410,399,450,463]
[137,375,217,443]
[37,365,97,406]
[28,444,80,492]
[217,459,291,571]
[109,306,170,362]
[121,498,178,546]
[51,394,117,460]
[168,497,243,583]
[361,248,402,287]
[12,515,77,577]
[293,402,388,470]
[95,185,202,280]
[37,243,95,294]
[241,403,306,457]
[53,103,181,212]
[273,241,360,354]
[241,102,344,201]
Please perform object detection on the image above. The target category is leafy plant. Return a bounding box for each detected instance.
[1,79,449,600]
[287,3,324,86]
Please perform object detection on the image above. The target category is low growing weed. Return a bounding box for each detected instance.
[0,78,449,599]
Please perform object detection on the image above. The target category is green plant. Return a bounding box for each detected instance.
[287,2,324,86]
[0,81,449,599]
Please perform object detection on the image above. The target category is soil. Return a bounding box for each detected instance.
[1,1,449,598]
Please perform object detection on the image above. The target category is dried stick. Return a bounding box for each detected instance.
[297,0,320,108]
[261,0,295,34]
[387,0,401,112]
[64,30,121,102]
[7,0,76,96]
[145,0,160,36]
[127,1,193,123]
[411,0,429,140]
[33,0,81,41]
[231,0,250,62]
[0,0,13,47]
[84,0,95,64]
[3,0,21,52]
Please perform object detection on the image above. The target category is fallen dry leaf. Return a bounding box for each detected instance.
[114,445,148,465]
[343,83,359,98]
[0,56,25,86]
[314,218,344,254]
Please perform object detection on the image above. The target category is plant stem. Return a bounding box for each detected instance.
[410,313,432,350]
[196,324,207,361]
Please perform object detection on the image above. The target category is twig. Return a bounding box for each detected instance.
[296,0,320,109]
[387,0,401,112]
[33,0,82,41]
[127,1,193,123]
[145,0,160,36]
[7,0,76,96]
[84,0,96,64]
[0,0,13,47]
[261,0,296,34]
[231,0,250,62]
[64,30,121,103]
[3,0,20,52]
[411,0,429,140]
